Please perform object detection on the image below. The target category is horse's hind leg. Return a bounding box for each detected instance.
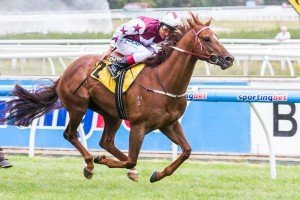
[150,120,192,183]
[94,114,139,181]
[64,107,94,179]
[96,114,126,161]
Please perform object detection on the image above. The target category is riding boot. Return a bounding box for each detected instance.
[116,57,130,69]
[107,57,130,79]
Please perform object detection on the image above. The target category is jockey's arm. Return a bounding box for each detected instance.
[100,46,114,61]
[101,18,146,61]
[109,18,146,48]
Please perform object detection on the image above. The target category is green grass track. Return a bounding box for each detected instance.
[1,155,300,200]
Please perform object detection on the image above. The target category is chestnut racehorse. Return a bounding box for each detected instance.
[3,13,233,183]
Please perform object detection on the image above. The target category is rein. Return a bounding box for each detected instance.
[141,26,217,98]
[170,46,210,60]
[140,64,186,99]
[140,85,186,98]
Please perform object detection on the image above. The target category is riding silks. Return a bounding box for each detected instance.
[91,59,145,93]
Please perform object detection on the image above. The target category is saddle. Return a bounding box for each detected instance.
[91,58,145,119]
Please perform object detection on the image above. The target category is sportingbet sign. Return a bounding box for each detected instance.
[3,78,300,156]
[0,79,250,153]
[289,0,300,15]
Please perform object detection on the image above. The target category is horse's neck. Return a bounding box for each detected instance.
[158,31,197,94]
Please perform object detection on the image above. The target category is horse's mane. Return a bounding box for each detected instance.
[144,12,203,67]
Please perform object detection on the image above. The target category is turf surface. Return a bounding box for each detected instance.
[1,155,300,199]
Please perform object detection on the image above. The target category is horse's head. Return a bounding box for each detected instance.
[185,13,234,70]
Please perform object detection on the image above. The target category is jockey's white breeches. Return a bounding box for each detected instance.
[115,38,157,63]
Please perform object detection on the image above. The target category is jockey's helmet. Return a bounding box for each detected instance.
[160,11,181,31]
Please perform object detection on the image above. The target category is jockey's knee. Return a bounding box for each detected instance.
[133,51,153,63]
[126,161,137,169]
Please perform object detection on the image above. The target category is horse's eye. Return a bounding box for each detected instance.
[203,37,211,43]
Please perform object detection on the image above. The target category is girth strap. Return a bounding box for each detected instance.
[115,69,127,119]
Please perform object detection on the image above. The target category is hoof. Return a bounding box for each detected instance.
[83,167,93,179]
[150,171,159,183]
[0,159,13,168]
[94,155,106,164]
[127,170,139,182]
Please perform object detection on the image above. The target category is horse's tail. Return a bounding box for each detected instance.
[3,79,60,127]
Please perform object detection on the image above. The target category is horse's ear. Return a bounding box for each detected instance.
[196,14,204,26]
[205,17,212,26]
[189,12,203,26]
[187,18,196,29]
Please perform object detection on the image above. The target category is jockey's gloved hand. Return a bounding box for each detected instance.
[108,55,119,64]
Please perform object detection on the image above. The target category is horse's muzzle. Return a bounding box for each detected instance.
[208,54,218,64]
[218,55,234,70]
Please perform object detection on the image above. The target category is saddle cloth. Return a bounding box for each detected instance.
[91,59,145,93]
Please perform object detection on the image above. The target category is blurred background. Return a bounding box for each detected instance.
[0,0,299,76]
[1,1,300,198]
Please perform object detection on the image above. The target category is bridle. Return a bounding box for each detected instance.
[171,26,219,64]
[141,26,220,98]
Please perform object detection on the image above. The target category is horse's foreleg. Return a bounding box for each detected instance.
[64,108,94,179]
[97,126,145,170]
[95,119,138,181]
[151,121,192,183]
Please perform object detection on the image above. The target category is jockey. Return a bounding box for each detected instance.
[101,11,181,78]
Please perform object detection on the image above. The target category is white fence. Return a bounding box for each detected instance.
[1,39,300,45]
[0,39,299,76]
[0,10,113,35]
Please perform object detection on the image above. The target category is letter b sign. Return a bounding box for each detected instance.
[273,103,297,137]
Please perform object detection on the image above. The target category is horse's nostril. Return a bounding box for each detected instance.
[225,56,234,62]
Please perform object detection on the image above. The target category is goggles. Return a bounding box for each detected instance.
[161,23,177,32]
